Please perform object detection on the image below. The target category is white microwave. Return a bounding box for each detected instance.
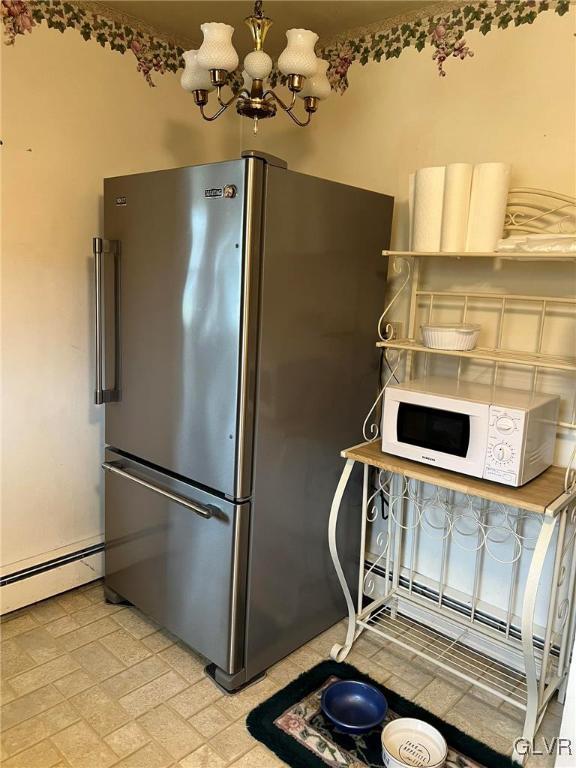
[381,377,559,487]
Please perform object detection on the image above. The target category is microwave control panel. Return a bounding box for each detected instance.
[483,407,525,485]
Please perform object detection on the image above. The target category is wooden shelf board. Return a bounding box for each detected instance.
[341,441,566,514]
[382,250,576,261]
[376,339,576,372]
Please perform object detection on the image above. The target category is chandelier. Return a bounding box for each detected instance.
[180,1,331,133]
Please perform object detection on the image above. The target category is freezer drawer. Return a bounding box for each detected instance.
[104,451,249,674]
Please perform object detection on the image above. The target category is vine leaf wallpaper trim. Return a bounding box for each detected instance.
[1,0,572,91]
[318,0,571,92]
[1,0,186,85]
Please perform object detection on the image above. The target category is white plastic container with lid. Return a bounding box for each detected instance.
[421,323,480,351]
[381,717,448,768]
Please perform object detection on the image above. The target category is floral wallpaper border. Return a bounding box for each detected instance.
[317,0,572,93]
[1,0,186,85]
[1,0,572,91]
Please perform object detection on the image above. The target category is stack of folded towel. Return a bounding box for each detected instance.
[496,234,576,253]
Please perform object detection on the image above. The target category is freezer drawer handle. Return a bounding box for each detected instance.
[102,462,217,519]
[93,237,121,405]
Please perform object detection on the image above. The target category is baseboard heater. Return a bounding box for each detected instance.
[1,543,105,588]
[363,558,558,658]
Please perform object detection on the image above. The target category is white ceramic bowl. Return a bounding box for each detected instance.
[421,323,480,351]
[381,717,448,768]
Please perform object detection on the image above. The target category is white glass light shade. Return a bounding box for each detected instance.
[277,28,319,77]
[180,49,214,92]
[242,70,253,92]
[298,58,331,100]
[243,50,272,80]
[197,22,239,72]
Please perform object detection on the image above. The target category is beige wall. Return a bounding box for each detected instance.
[1,24,239,579]
[241,9,576,463]
[1,8,575,595]
[242,10,575,237]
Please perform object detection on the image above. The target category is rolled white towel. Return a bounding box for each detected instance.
[440,163,473,252]
[408,172,415,250]
[412,166,445,252]
[466,162,511,252]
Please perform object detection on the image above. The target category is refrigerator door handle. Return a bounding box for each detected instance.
[102,461,217,519]
[93,237,120,405]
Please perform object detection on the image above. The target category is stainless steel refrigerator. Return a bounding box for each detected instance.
[95,150,393,691]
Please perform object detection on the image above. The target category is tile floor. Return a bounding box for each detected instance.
[1,580,564,767]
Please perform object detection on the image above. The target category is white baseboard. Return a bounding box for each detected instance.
[1,539,104,615]
[1,534,104,578]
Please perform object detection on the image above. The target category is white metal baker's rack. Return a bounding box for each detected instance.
[329,448,576,763]
[328,190,576,763]
[376,251,576,429]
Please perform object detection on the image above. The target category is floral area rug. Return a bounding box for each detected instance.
[246,661,518,768]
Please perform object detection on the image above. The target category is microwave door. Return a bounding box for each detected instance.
[382,394,489,476]
[397,402,471,458]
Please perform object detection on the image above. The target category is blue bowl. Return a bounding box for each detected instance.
[320,680,388,735]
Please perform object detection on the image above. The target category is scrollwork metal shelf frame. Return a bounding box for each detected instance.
[328,454,576,764]
[505,188,576,237]
[365,250,576,441]
[329,225,576,763]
